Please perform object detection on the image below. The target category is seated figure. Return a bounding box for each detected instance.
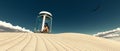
[41,23,49,33]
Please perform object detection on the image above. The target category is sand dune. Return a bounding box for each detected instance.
[0,33,120,51]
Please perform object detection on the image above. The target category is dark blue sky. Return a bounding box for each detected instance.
[0,0,120,34]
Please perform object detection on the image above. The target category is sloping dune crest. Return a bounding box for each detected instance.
[0,32,120,51]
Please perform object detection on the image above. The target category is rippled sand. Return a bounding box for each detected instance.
[0,32,120,51]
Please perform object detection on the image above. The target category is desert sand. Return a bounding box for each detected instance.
[0,32,120,51]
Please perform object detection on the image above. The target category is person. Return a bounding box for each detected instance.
[41,23,49,33]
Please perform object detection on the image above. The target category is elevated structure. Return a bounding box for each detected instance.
[34,11,52,33]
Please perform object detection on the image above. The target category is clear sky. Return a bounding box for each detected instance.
[0,0,120,34]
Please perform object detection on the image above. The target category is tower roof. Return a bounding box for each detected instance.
[39,11,52,16]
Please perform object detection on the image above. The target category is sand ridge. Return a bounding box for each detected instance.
[0,33,119,51]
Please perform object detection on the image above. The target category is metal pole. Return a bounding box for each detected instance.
[41,15,46,32]
[50,17,52,32]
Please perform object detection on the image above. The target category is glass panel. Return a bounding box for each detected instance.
[34,16,52,33]
[45,17,51,32]
[34,16,42,33]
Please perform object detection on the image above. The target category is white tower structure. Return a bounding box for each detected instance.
[34,11,52,33]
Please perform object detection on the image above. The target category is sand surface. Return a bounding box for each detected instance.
[0,32,120,51]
